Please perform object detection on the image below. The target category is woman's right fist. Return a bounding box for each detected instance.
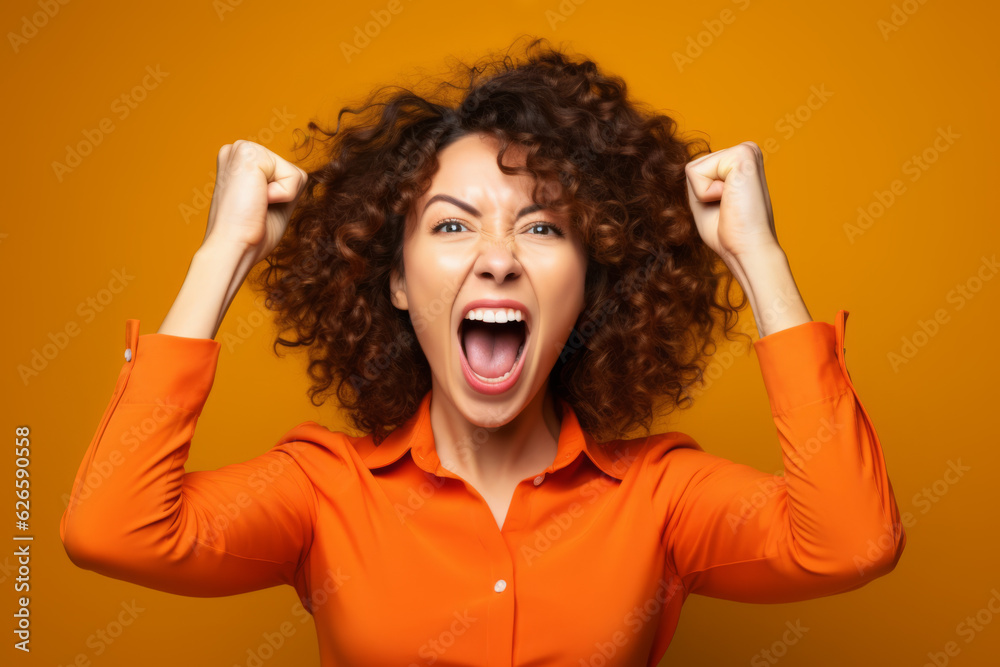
[202,140,310,265]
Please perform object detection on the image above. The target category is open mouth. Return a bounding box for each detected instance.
[458,318,528,384]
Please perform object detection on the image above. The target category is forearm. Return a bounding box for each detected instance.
[725,245,812,339]
[158,240,257,340]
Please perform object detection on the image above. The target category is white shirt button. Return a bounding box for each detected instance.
[533,474,545,486]
[494,579,506,593]
[124,348,132,362]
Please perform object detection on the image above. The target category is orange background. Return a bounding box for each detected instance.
[4,0,998,665]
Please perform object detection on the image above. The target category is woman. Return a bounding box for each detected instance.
[60,37,906,666]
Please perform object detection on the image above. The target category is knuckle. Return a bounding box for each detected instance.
[739,141,761,158]
[231,142,260,168]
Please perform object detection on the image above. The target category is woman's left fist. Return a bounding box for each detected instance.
[684,141,780,263]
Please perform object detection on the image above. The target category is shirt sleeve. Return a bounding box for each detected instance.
[651,309,906,603]
[59,319,317,597]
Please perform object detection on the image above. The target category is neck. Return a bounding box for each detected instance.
[429,382,561,486]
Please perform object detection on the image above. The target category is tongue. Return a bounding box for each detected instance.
[462,321,522,378]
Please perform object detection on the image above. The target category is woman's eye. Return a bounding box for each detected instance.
[527,223,566,237]
[432,220,468,233]
[431,220,566,236]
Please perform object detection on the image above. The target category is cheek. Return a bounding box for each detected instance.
[409,288,456,344]
[411,238,470,277]
[537,248,586,292]
[533,252,588,335]
[403,246,463,344]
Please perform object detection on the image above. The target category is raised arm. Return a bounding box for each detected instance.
[662,142,906,601]
[652,310,906,602]
[60,140,316,596]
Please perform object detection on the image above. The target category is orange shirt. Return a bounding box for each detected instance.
[60,309,905,666]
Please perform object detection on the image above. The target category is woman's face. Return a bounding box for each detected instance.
[390,132,588,427]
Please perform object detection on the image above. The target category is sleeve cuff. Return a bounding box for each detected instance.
[751,309,853,417]
[118,318,222,414]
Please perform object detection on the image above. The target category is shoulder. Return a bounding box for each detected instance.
[585,430,706,480]
[631,430,738,481]
[266,420,370,479]
[634,431,767,517]
[637,430,704,465]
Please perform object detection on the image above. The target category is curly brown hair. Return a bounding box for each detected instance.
[247,35,752,445]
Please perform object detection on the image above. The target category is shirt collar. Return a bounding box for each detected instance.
[353,390,639,480]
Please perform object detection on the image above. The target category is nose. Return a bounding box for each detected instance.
[473,233,521,284]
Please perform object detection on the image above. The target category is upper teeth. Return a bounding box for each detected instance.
[464,308,523,323]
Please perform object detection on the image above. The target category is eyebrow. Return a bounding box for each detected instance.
[422,194,545,221]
